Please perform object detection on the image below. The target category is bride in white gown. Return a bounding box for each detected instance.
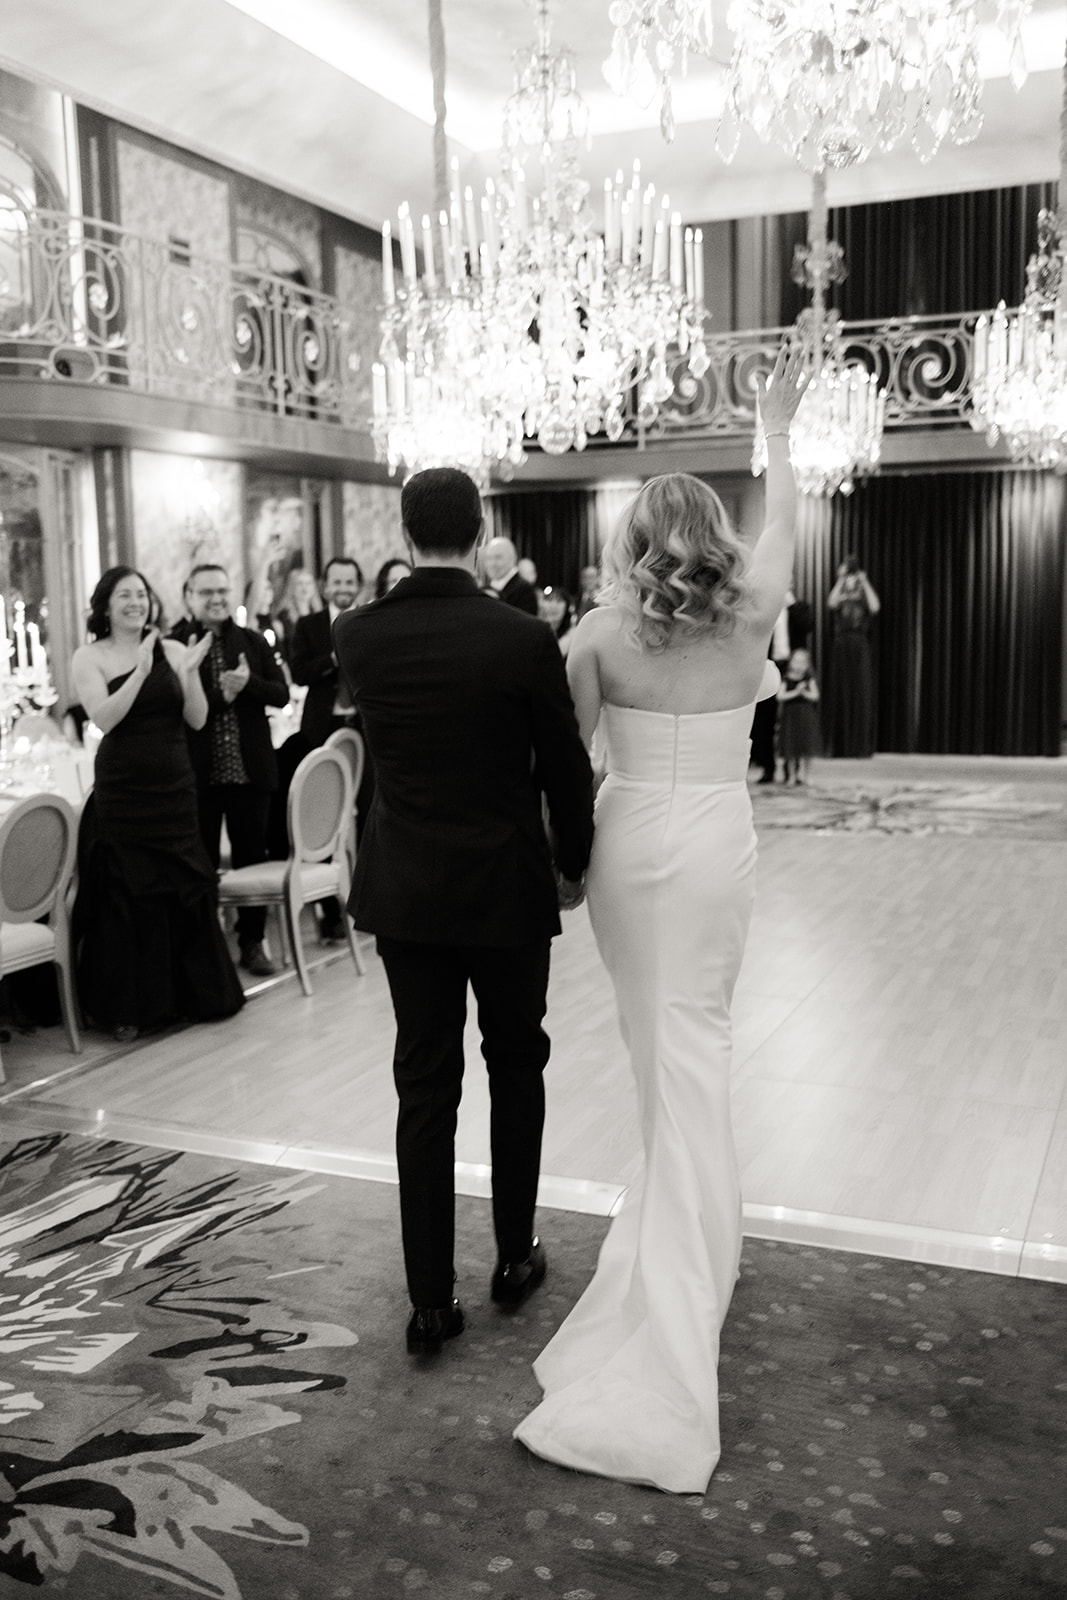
[514,344,810,1494]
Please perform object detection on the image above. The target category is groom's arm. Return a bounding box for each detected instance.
[528,628,594,885]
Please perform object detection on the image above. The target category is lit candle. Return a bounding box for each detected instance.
[27,621,45,673]
[372,361,387,415]
[640,185,655,271]
[684,227,695,301]
[670,213,683,288]
[421,214,436,289]
[439,209,455,288]
[464,186,479,270]
[652,218,667,281]
[14,601,27,672]
[398,203,417,286]
[603,178,617,259]
[620,199,632,267]
[450,193,464,279]
[694,228,705,305]
[381,222,395,305]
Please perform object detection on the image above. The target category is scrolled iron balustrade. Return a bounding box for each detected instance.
[0,205,1007,452]
[0,207,366,425]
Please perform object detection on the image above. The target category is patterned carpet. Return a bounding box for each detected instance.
[751,759,1067,841]
[1,1132,1065,1600]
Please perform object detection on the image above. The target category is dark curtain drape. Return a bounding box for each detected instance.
[771,183,1055,327]
[486,489,595,595]
[794,471,1065,757]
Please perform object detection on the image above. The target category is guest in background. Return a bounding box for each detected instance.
[575,564,601,620]
[518,556,538,587]
[374,557,413,600]
[777,646,821,786]
[481,537,540,615]
[169,563,290,978]
[749,591,792,783]
[826,555,880,758]
[288,556,366,941]
[271,565,321,667]
[71,566,244,1041]
[539,586,577,657]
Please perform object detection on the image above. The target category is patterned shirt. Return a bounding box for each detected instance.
[206,630,249,785]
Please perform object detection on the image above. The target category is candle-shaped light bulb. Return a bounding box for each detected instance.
[421,214,436,288]
[694,228,705,305]
[381,222,395,305]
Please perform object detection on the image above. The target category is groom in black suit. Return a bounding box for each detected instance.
[333,468,594,1355]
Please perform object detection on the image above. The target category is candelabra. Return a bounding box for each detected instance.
[0,596,58,770]
[372,0,708,483]
[971,37,1067,467]
[753,172,885,496]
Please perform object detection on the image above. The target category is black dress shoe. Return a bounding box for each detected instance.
[491,1238,546,1307]
[319,917,348,943]
[406,1298,465,1354]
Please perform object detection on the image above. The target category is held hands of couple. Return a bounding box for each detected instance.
[556,871,586,912]
[755,340,811,439]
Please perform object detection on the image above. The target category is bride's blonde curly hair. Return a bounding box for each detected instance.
[599,474,751,650]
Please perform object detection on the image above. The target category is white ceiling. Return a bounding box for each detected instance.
[1,0,1063,234]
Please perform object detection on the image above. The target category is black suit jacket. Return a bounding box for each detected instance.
[168,617,289,791]
[289,609,345,747]
[496,572,539,615]
[332,567,594,947]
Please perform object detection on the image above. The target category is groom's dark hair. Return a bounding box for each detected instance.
[401,467,483,555]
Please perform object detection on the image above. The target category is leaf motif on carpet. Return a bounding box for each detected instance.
[0,1134,356,1597]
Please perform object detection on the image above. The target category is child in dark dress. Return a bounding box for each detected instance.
[777,647,820,786]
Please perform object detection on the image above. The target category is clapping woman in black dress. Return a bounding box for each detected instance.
[72,566,245,1041]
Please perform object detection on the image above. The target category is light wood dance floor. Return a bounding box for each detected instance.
[3,754,1065,1283]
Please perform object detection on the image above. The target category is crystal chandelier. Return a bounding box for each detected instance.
[971,37,1067,468]
[606,1,1032,170]
[753,171,885,495]
[372,0,709,483]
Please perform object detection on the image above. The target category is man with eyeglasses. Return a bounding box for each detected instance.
[170,563,290,977]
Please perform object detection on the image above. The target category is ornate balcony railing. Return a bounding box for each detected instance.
[0,205,1001,455]
[0,206,373,425]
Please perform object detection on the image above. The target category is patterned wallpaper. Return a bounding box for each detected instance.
[116,139,234,401]
[341,481,404,589]
[116,138,231,256]
[334,245,380,428]
[129,451,244,629]
[235,180,322,286]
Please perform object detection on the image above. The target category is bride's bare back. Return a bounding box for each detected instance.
[566,342,809,746]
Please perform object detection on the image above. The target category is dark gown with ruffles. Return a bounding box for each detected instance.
[74,648,245,1031]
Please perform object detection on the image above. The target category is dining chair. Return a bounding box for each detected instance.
[324,725,365,881]
[0,791,82,1081]
[216,745,365,996]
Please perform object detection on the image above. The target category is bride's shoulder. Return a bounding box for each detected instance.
[573,605,624,641]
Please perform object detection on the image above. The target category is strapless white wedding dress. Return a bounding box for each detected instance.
[514,698,760,1494]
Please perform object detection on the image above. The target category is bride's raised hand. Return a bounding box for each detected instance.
[755,340,810,438]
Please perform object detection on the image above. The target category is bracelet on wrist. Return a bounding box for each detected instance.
[764,430,790,438]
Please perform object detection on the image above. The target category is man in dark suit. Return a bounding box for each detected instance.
[481,535,540,614]
[170,563,290,977]
[289,556,363,747]
[288,555,365,941]
[333,468,594,1356]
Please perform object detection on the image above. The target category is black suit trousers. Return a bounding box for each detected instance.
[198,784,271,946]
[376,935,552,1306]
